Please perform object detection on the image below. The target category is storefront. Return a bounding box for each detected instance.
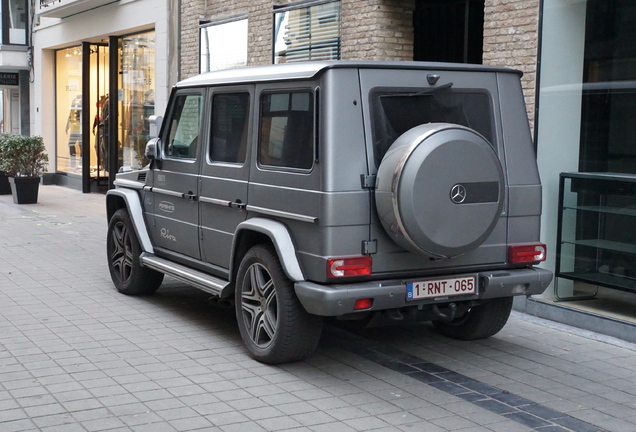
[53,33,156,191]
[532,0,636,336]
[32,0,176,192]
[0,73,23,135]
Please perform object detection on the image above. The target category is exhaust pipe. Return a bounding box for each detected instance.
[208,296,234,309]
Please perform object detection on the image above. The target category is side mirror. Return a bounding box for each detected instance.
[145,137,160,160]
[148,115,163,139]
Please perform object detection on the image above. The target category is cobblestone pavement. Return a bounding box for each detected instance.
[1,186,636,432]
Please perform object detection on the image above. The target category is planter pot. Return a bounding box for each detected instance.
[9,176,40,204]
[0,171,10,195]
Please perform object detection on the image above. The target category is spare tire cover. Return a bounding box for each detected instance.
[375,123,504,259]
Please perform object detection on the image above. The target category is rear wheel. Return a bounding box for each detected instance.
[432,297,513,340]
[235,245,323,364]
[107,208,163,295]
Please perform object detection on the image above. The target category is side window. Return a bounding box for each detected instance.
[259,91,314,170]
[210,93,250,163]
[165,93,203,159]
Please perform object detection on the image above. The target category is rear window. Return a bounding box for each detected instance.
[370,88,495,166]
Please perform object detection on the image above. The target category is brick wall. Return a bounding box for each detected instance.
[341,0,414,61]
[483,0,541,127]
[181,0,540,126]
[181,0,416,78]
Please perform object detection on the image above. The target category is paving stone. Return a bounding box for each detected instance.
[3,186,636,432]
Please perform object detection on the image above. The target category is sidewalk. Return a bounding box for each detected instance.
[1,185,636,431]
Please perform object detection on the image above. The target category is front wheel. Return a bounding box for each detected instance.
[432,297,513,340]
[235,245,323,364]
[107,208,163,295]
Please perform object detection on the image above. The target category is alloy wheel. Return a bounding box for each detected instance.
[110,221,133,285]
[240,263,278,348]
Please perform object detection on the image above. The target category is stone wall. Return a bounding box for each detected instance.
[341,0,414,61]
[483,0,541,127]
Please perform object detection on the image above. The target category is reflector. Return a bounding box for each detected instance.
[354,298,374,310]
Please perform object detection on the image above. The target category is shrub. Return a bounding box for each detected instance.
[0,134,49,177]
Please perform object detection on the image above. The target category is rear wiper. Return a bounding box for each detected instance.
[380,82,454,98]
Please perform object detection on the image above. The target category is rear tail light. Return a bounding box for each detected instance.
[327,256,372,278]
[508,244,547,264]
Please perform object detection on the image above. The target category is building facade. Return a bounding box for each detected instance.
[0,0,30,136]
[32,0,179,192]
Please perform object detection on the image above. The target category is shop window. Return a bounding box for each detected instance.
[2,0,28,45]
[55,47,83,174]
[259,91,314,170]
[210,93,250,163]
[578,1,636,174]
[200,17,248,73]
[274,1,341,63]
[119,31,156,170]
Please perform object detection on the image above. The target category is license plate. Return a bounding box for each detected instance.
[407,275,477,301]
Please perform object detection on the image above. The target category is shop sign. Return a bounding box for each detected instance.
[0,73,19,86]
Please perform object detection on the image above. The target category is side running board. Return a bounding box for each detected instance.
[140,253,229,296]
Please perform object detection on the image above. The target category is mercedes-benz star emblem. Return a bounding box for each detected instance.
[450,184,467,204]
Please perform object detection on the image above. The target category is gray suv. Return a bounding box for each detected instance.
[106,61,552,364]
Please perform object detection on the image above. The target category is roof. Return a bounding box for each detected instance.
[176,60,521,88]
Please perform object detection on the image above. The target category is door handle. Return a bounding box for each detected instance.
[183,191,197,201]
[229,200,246,210]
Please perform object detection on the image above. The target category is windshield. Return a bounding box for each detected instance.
[370,88,495,166]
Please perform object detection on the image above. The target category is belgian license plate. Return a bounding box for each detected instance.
[406,275,477,301]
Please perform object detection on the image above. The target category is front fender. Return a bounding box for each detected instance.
[234,218,304,282]
[106,189,154,254]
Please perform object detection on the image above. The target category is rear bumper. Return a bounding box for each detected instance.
[294,267,553,317]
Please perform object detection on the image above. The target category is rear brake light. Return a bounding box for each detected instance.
[327,256,372,278]
[508,244,546,264]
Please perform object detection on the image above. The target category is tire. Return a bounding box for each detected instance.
[107,208,163,295]
[432,297,513,341]
[375,123,504,259]
[235,245,323,364]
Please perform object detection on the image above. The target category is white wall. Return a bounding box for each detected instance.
[536,0,588,297]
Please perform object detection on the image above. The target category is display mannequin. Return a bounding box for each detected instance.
[93,94,109,171]
[65,95,82,168]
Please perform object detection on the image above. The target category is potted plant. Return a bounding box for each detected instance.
[0,134,49,204]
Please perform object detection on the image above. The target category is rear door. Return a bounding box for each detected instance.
[359,67,508,272]
[199,86,253,270]
[150,88,205,259]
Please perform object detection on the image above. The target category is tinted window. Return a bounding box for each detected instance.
[259,92,314,170]
[371,89,494,166]
[166,94,203,159]
[210,93,250,163]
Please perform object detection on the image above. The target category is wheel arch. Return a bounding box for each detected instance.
[106,189,154,254]
[231,218,305,287]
